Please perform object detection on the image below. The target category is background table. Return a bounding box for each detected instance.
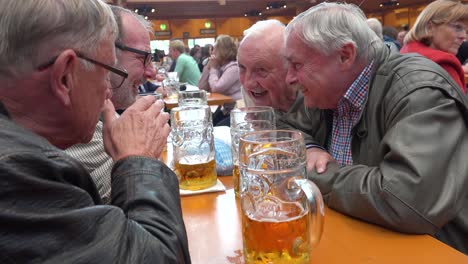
[181,177,467,264]
[164,92,233,110]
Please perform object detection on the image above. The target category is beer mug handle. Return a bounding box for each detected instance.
[296,179,325,248]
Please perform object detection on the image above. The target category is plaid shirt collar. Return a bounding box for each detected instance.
[339,60,374,112]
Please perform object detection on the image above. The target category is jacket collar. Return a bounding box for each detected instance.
[0,102,10,119]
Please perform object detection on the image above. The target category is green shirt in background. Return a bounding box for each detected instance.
[174,53,201,86]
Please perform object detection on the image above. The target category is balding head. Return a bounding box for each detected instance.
[238,20,297,112]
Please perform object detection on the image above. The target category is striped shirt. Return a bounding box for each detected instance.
[328,62,373,166]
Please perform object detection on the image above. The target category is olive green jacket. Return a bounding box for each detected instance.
[278,48,468,254]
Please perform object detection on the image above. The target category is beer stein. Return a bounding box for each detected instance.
[230,106,276,196]
[239,130,324,264]
[178,90,208,107]
[171,105,217,190]
[163,72,180,99]
[140,92,163,100]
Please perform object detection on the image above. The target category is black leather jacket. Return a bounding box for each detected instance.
[0,103,191,263]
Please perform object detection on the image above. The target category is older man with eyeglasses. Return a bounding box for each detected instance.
[0,0,190,263]
[65,5,159,203]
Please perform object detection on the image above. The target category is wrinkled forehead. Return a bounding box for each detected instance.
[239,40,285,68]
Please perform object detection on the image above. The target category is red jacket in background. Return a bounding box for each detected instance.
[401,41,466,93]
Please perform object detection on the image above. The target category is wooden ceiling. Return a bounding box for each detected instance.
[106,0,434,20]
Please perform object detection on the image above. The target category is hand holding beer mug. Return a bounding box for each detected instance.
[171,105,217,190]
[230,106,276,197]
[239,130,324,264]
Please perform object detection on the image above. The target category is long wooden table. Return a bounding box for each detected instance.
[164,92,233,110]
[180,176,467,263]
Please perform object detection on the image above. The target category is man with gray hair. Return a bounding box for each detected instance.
[66,5,158,203]
[366,18,399,52]
[284,2,468,254]
[0,0,190,262]
[238,19,330,172]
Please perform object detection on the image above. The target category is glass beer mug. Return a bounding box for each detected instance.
[171,105,217,190]
[230,106,276,197]
[239,130,324,264]
[178,90,208,107]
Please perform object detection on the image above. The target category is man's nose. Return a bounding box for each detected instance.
[106,88,112,100]
[145,63,157,80]
[285,69,298,86]
[242,71,257,90]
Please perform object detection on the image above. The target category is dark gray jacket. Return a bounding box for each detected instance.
[0,103,191,263]
[279,48,468,254]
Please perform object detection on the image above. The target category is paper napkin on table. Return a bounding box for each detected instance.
[179,179,226,196]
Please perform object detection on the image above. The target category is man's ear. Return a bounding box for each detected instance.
[338,43,357,70]
[49,49,77,106]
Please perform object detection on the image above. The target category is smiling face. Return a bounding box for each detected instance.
[429,20,466,55]
[284,30,351,110]
[238,32,296,111]
[111,13,156,110]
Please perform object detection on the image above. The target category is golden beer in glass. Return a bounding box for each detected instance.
[239,130,324,264]
[232,163,240,196]
[175,158,217,190]
[171,105,217,191]
[242,202,310,264]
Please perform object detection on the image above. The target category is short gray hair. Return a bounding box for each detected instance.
[239,19,287,69]
[242,19,285,41]
[366,18,383,39]
[0,0,118,79]
[286,2,383,62]
[110,5,154,44]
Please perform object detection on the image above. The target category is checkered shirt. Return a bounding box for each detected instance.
[328,62,373,166]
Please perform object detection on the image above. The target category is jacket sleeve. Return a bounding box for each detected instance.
[0,153,190,264]
[207,64,240,95]
[307,88,468,236]
[110,156,190,263]
[198,65,211,92]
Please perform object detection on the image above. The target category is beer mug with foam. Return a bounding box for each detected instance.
[171,105,217,190]
[230,106,276,196]
[239,130,324,264]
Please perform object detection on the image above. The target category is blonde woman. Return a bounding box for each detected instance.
[199,35,242,125]
[401,0,468,92]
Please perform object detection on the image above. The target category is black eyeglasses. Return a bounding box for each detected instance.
[115,42,153,67]
[37,51,128,89]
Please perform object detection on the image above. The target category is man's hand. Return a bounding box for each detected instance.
[306,147,336,174]
[101,97,170,162]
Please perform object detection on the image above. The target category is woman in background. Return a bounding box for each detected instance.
[401,0,467,92]
[199,35,242,126]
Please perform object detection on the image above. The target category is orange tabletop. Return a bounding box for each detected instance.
[164,92,233,110]
[181,177,467,264]
[161,144,467,264]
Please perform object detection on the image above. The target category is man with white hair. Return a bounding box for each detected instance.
[366,17,399,52]
[238,20,332,173]
[65,5,158,203]
[284,2,468,254]
[0,0,190,262]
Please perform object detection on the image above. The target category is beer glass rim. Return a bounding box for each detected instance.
[178,90,207,95]
[171,104,210,112]
[231,106,275,114]
[239,129,304,144]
